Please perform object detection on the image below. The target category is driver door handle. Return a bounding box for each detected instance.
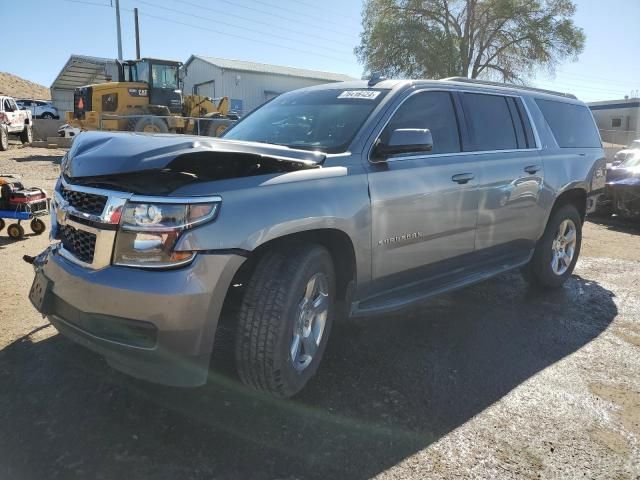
[451,173,475,184]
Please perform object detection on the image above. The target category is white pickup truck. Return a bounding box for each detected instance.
[0,95,33,150]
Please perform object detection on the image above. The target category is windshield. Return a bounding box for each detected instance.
[222,88,388,153]
[151,64,179,89]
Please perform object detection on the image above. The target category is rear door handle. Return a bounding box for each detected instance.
[451,173,475,184]
[524,165,542,174]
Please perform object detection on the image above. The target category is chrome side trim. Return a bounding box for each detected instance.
[367,87,543,164]
[128,195,222,204]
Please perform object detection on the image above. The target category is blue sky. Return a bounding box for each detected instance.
[2,0,638,102]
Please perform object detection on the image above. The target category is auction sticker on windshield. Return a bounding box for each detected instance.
[338,90,381,100]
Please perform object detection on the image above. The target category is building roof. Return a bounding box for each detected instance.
[186,55,355,82]
[51,55,117,91]
[587,98,640,111]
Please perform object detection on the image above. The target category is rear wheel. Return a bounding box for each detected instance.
[41,112,54,119]
[30,218,46,235]
[129,116,169,133]
[20,124,33,145]
[201,119,232,137]
[522,204,582,289]
[0,218,5,231]
[0,127,8,151]
[235,244,336,398]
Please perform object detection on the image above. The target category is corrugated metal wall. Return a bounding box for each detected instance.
[183,58,340,115]
[51,89,75,115]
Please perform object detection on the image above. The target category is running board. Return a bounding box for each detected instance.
[351,254,531,317]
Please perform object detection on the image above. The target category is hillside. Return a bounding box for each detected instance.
[0,72,50,100]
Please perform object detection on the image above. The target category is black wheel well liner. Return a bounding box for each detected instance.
[231,229,357,302]
[552,188,587,221]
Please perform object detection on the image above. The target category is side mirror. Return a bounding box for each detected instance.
[374,128,433,160]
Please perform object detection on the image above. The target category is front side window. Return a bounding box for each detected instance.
[536,99,601,148]
[463,93,518,151]
[382,91,461,155]
[151,64,178,89]
[223,88,389,153]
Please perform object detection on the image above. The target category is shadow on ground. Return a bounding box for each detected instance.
[13,154,63,164]
[588,214,640,235]
[0,272,617,479]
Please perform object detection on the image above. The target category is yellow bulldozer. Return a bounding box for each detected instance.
[66,58,237,137]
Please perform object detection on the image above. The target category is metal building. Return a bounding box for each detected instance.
[588,97,640,146]
[182,55,355,115]
[50,55,119,114]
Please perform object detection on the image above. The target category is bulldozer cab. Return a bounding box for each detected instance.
[118,58,183,114]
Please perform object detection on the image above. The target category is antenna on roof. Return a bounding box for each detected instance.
[368,72,386,87]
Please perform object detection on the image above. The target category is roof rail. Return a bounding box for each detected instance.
[441,77,577,100]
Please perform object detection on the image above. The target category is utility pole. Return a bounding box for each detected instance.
[134,8,141,59]
[115,0,123,60]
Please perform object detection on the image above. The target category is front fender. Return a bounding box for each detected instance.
[175,164,372,283]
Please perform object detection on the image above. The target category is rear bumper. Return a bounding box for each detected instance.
[38,247,245,386]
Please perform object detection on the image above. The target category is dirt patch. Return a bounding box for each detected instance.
[0,146,639,479]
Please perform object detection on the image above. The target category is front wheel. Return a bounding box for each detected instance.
[235,244,336,398]
[20,124,33,145]
[41,112,54,119]
[522,204,582,289]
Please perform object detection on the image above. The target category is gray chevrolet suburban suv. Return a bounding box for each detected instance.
[29,78,606,398]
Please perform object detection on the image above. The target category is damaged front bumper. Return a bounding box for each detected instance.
[30,244,245,387]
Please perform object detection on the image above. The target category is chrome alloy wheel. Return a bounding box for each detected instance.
[290,272,329,372]
[551,219,577,275]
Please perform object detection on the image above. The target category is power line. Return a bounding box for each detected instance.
[136,10,356,65]
[136,0,353,56]
[60,0,111,7]
[173,0,356,50]
[259,0,362,27]
[197,0,356,39]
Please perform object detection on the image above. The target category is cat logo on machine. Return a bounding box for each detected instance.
[128,88,148,97]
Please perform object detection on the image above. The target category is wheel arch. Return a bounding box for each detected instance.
[231,228,357,303]
[551,187,587,222]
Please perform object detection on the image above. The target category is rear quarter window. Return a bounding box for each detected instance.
[535,99,601,148]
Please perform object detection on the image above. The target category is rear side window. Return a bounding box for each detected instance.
[384,91,461,155]
[462,93,519,151]
[535,99,601,148]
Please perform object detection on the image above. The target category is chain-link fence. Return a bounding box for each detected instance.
[97,114,235,137]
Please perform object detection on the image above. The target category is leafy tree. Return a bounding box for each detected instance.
[355,0,585,83]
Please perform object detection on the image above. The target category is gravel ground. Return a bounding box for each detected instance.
[0,144,639,480]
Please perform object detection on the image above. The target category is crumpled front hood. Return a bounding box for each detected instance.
[62,131,325,179]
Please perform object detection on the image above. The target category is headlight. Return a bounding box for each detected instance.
[113,198,220,268]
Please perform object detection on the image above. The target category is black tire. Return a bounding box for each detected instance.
[7,223,25,240]
[235,243,336,398]
[0,218,5,231]
[20,124,33,145]
[200,118,232,137]
[30,218,46,235]
[41,112,54,119]
[0,127,8,151]
[522,204,582,289]
[129,116,169,133]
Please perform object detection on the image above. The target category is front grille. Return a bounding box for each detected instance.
[60,186,107,216]
[60,224,96,264]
